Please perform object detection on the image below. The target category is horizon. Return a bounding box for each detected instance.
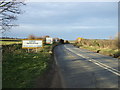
[1,36,116,41]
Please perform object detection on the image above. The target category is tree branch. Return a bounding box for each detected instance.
[0,0,25,32]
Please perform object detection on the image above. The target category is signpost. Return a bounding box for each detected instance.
[76,37,83,43]
[22,39,43,52]
[46,37,53,44]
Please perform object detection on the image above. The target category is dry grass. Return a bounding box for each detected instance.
[114,32,120,49]
[80,39,117,49]
[73,32,120,58]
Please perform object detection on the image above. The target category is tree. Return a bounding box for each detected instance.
[65,40,69,44]
[42,35,50,39]
[28,34,36,39]
[59,39,64,44]
[0,0,25,33]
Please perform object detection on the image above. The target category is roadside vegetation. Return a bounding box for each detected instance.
[2,42,57,88]
[72,33,120,58]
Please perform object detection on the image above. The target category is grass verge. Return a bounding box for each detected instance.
[81,45,119,56]
[72,43,120,58]
[2,44,53,88]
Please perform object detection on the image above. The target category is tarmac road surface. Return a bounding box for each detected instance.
[54,44,119,88]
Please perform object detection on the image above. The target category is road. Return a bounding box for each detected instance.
[54,44,119,88]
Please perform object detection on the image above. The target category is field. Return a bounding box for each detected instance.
[0,39,22,45]
[0,41,22,45]
[2,44,54,88]
[72,39,120,58]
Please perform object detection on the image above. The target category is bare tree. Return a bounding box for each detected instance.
[28,34,36,39]
[0,0,25,33]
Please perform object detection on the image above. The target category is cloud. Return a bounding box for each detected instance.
[18,2,117,25]
[5,23,117,40]
[14,24,117,32]
[6,2,118,39]
[27,0,119,2]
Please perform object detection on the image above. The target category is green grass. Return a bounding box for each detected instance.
[0,41,22,45]
[0,39,21,40]
[2,44,52,88]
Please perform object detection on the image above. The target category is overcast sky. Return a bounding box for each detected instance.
[4,2,118,40]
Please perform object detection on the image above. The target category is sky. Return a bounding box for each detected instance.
[3,1,118,40]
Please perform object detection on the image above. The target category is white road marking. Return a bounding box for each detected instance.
[64,45,120,76]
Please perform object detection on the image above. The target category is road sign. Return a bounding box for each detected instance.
[46,37,53,44]
[76,37,83,43]
[22,39,43,49]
